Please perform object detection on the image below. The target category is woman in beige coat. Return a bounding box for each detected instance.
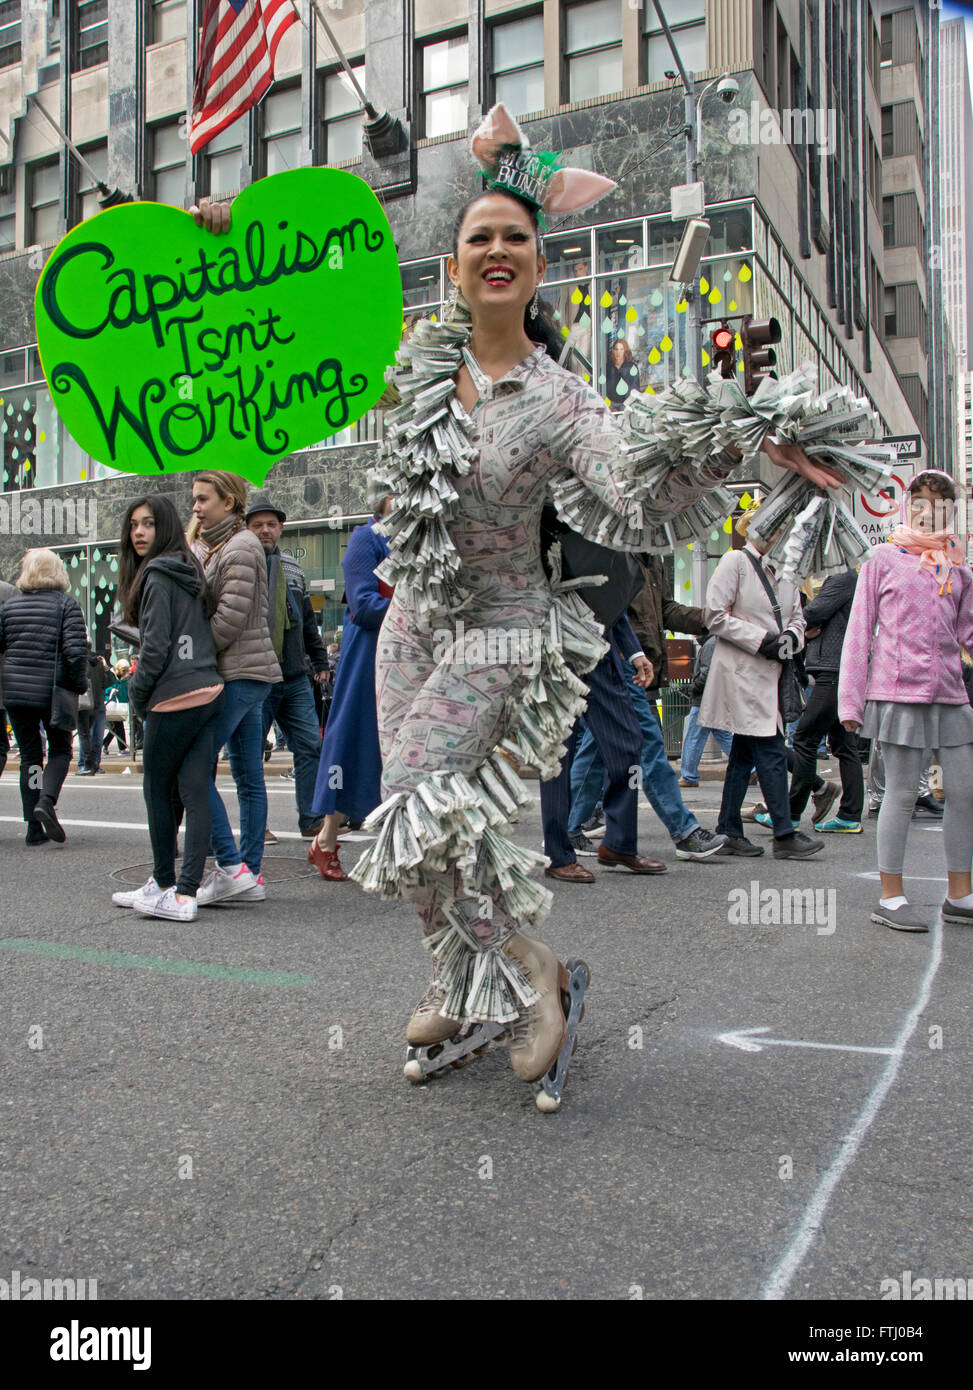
[188,471,282,905]
[702,512,820,860]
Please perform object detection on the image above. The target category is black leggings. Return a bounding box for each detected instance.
[142,697,223,895]
[5,705,73,822]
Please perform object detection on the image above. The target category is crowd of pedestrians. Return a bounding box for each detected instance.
[0,468,970,934]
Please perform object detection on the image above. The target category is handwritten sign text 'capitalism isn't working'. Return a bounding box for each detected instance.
[34,168,403,485]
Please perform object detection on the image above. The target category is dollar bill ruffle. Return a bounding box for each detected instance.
[749,479,872,583]
[348,755,548,891]
[425,905,541,1025]
[370,305,477,622]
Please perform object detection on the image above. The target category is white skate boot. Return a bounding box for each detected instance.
[503,933,589,1111]
[403,968,508,1084]
[405,969,461,1049]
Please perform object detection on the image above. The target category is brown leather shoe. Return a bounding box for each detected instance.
[597,845,667,874]
[544,862,595,883]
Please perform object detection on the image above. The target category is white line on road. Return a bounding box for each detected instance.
[760,919,944,1300]
[1,815,301,838]
[718,1026,895,1057]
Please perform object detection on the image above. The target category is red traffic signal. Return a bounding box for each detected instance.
[741,316,782,396]
[710,322,736,379]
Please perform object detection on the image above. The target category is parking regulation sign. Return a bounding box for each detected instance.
[851,462,916,548]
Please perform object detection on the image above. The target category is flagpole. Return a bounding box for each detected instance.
[30,97,132,205]
[287,0,377,119]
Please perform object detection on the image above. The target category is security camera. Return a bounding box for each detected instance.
[716,75,740,104]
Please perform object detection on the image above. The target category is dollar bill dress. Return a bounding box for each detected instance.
[349,303,885,1026]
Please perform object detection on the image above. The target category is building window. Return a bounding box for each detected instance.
[75,143,108,224]
[880,14,893,65]
[881,105,893,157]
[320,65,364,165]
[490,10,545,117]
[0,0,21,70]
[150,0,187,44]
[0,171,14,251]
[262,83,302,175]
[884,285,897,337]
[882,195,894,247]
[205,114,246,196]
[643,0,704,87]
[150,121,186,205]
[421,34,469,138]
[29,160,60,243]
[776,15,789,113]
[566,0,622,100]
[74,0,108,71]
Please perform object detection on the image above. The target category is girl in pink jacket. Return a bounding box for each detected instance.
[838,470,973,931]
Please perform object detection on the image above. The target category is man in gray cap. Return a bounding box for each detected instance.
[245,491,329,837]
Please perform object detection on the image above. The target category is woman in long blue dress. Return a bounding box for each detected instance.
[307,498,393,881]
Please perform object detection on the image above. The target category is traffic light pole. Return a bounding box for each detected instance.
[649,2,709,603]
[649,1,703,385]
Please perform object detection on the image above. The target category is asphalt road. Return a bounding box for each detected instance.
[1,758,969,1303]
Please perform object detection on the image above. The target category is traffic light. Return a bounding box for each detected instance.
[710,322,736,379]
[740,316,782,396]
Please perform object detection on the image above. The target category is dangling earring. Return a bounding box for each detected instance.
[529,287,540,319]
[445,283,460,320]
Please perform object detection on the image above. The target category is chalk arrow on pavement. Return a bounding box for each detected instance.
[717,1026,897,1057]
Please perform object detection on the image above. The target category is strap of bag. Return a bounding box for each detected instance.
[52,592,66,683]
[743,548,783,632]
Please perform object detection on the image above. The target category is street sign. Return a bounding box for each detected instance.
[881,434,923,460]
[850,462,915,547]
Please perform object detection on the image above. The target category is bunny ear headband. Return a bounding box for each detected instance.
[471,103,617,227]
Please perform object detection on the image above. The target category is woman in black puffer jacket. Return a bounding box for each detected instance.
[0,548,88,844]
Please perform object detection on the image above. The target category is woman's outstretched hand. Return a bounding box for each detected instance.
[762,436,843,491]
[189,196,231,235]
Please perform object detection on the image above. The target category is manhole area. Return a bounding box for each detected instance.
[110,855,315,885]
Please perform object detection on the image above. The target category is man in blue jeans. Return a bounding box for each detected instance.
[246,493,329,837]
[568,643,726,861]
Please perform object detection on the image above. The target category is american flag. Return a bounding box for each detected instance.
[190,0,300,155]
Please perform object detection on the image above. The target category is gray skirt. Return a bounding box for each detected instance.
[861,699,973,749]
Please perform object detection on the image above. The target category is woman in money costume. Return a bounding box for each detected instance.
[349,103,878,1110]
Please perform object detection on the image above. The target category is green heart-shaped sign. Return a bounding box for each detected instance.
[34,167,403,485]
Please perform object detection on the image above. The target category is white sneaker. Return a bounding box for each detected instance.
[197,863,258,906]
[135,887,198,921]
[237,872,266,901]
[112,876,164,910]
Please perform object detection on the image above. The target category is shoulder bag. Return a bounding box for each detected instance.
[49,595,80,732]
[742,550,805,724]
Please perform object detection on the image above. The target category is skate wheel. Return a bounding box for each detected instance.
[536,1090,560,1113]
[404,1059,425,1083]
[450,1056,470,1069]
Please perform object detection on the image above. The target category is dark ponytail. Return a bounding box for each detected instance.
[452,189,563,363]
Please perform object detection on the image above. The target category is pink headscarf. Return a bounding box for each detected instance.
[888,470,963,595]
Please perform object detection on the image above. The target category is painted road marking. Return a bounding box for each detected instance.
[0,937,312,987]
[718,1026,895,1057]
[760,919,944,1300]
